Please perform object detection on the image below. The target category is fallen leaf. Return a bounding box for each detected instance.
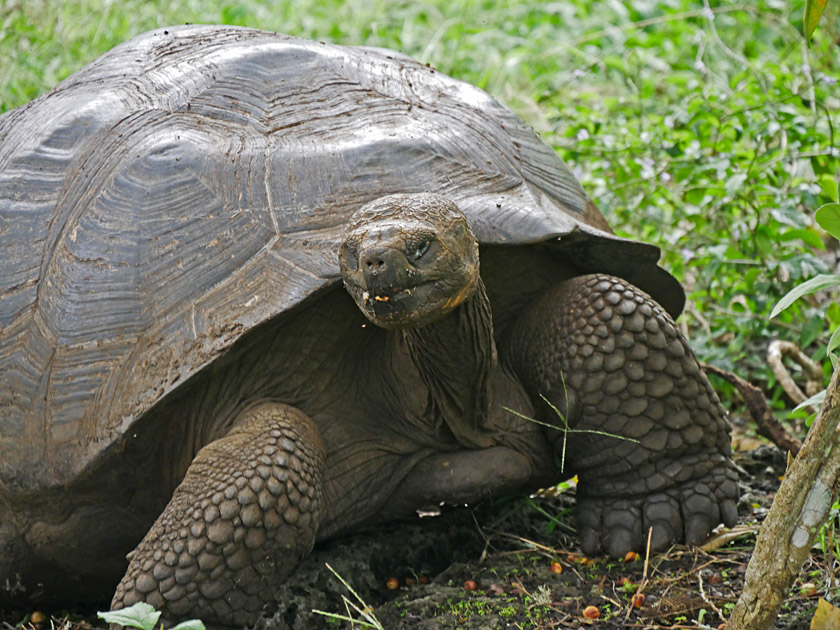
[811,598,840,630]
[700,524,760,551]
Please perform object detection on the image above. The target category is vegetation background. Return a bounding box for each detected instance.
[3,0,838,416]
[1,0,839,626]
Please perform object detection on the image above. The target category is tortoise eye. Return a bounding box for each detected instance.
[412,240,431,260]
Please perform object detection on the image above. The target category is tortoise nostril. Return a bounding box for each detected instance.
[362,254,388,274]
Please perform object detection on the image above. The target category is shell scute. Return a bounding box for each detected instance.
[0,25,680,491]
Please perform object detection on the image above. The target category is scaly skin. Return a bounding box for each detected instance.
[111,402,325,625]
[104,196,738,625]
[507,274,739,557]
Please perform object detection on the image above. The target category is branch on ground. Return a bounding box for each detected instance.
[702,364,802,457]
[767,340,823,415]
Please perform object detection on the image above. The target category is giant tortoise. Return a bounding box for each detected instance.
[0,25,739,625]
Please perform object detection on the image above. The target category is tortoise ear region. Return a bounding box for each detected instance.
[339,241,359,272]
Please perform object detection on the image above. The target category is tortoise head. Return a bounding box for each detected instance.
[339,193,480,330]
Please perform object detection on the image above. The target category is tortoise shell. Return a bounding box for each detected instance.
[0,25,683,493]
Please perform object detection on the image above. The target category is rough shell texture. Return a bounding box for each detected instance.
[0,25,683,492]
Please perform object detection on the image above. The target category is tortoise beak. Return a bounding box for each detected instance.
[359,246,414,298]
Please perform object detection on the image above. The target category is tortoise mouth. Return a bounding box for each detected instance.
[365,287,417,304]
[345,280,445,329]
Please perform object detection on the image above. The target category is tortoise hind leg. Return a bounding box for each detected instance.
[506,273,739,557]
[111,401,325,625]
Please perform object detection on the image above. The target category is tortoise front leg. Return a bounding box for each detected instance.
[111,401,325,626]
[506,274,739,557]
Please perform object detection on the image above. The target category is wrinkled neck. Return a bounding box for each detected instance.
[403,277,497,448]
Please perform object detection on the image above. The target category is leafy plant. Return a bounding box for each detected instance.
[772,203,840,380]
[97,602,204,630]
[535,1,839,420]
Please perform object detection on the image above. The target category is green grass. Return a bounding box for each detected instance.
[2,0,838,411]
[0,0,589,110]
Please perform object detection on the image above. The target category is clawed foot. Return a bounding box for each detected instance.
[575,461,740,557]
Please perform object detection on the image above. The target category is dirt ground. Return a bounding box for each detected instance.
[1,443,833,630]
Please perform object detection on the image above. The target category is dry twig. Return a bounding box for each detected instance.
[625,527,653,622]
[767,340,823,415]
[698,571,725,622]
[703,363,802,456]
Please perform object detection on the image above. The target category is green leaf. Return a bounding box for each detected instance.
[171,620,206,630]
[818,175,839,202]
[755,225,774,256]
[816,203,840,241]
[724,173,748,196]
[794,389,826,413]
[770,274,840,318]
[828,326,840,356]
[780,228,825,250]
[801,315,823,348]
[804,0,829,41]
[97,603,160,630]
[828,303,840,328]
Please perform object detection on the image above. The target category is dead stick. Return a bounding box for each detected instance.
[703,363,802,457]
[767,340,823,412]
[624,527,652,622]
